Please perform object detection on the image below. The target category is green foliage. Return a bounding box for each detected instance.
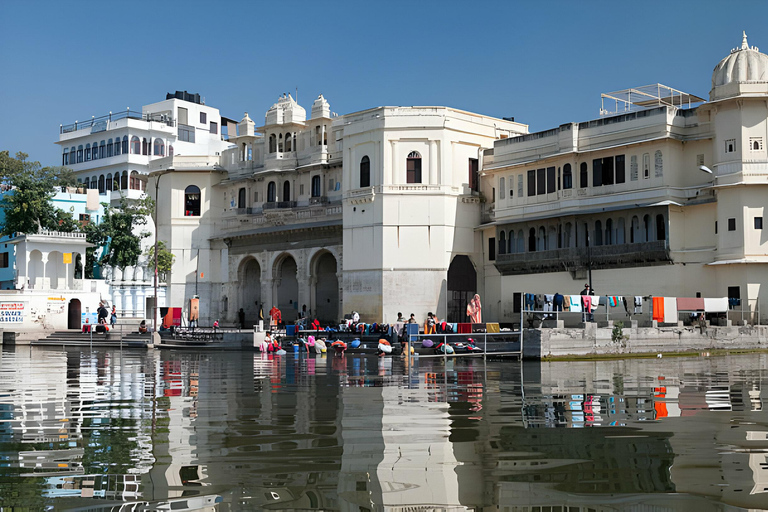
[84,194,154,276]
[147,240,175,274]
[0,151,78,236]
[611,321,629,344]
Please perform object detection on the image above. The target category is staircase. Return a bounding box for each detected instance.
[32,323,150,348]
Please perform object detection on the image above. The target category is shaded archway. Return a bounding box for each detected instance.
[447,255,476,323]
[312,251,338,323]
[275,255,298,323]
[238,257,261,327]
[68,299,81,329]
[29,250,43,289]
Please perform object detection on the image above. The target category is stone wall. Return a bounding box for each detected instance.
[524,323,768,359]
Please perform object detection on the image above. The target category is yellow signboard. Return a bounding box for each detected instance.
[63,253,72,264]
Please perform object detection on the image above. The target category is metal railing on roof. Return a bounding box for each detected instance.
[61,110,175,134]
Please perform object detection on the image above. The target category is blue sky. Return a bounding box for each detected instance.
[1,0,766,166]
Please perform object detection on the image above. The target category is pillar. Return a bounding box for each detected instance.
[429,140,437,185]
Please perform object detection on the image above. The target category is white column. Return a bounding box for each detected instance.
[429,140,437,185]
[389,140,397,184]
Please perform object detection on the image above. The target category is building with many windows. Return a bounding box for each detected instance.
[149,94,526,325]
[55,92,234,318]
[480,33,768,324]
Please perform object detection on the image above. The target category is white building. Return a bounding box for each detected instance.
[149,95,526,325]
[481,33,768,324]
[55,92,234,318]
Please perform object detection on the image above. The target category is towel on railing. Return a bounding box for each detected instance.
[582,295,592,313]
[569,295,581,312]
[676,297,705,311]
[652,297,664,322]
[663,297,678,323]
[704,297,729,313]
[634,296,643,314]
[486,323,500,333]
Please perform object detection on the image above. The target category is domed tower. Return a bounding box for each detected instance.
[701,32,768,317]
[238,111,255,137]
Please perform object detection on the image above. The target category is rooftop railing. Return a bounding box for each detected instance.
[61,110,175,134]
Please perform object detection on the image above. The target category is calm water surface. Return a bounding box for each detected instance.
[1,346,768,511]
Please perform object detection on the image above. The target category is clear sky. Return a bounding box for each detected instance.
[1,0,767,166]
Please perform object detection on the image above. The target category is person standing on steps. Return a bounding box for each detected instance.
[110,306,117,328]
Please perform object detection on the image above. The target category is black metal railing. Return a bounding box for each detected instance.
[61,110,175,133]
[262,201,298,210]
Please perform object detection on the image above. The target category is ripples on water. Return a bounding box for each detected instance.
[1,347,768,511]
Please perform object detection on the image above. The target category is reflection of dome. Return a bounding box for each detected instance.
[712,32,768,88]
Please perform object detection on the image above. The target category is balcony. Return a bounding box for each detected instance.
[494,240,670,275]
[61,110,175,134]
[220,201,342,235]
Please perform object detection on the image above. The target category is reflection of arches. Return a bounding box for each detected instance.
[238,257,261,327]
[29,250,43,289]
[274,254,298,322]
[447,255,476,323]
[68,299,81,329]
[312,251,338,323]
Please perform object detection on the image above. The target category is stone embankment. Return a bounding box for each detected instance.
[524,321,768,359]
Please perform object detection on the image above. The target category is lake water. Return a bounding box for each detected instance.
[1,347,768,511]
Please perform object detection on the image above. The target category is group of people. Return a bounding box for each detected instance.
[82,301,118,333]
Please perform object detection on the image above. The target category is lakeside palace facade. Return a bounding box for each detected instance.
[33,34,767,330]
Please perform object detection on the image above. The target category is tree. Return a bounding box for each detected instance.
[84,194,154,277]
[147,240,175,277]
[0,151,78,236]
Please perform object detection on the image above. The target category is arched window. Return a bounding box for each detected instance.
[105,174,112,192]
[643,214,651,242]
[579,162,588,188]
[85,143,91,161]
[360,156,370,188]
[122,136,128,154]
[631,216,639,243]
[267,181,276,202]
[113,138,120,156]
[406,151,422,184]
[142,138,148,155]
[107,139,113,157]
[656,214,666,241]
[509,230,515,253]
[98,175,105,193]
[311,175,321,197]
[282,180,290,202]
[498,231,506,255]
[130,171,140,190]
[538,227,547,251]
[564,222,573,247]
[284,132,292,152]
[563,163,572,189]
[92,143,99,160]
[153,138,165,156]
[77,145,84,163]
[594,220,603,246]
[268,134,276,153]
[168,144,174,157]
[62,148,68,166]
[131,136,140,154]
[617,218,626,244]
[605,218,613,245]
[238,187,246,208]
[755,140,761,151]
[528,228,536,252]
[69,147,76,164]
[184,185,201,216]
[278,133,283,153]
[517,230,525,253]
[121,171,128,190]
[99,140,106,159]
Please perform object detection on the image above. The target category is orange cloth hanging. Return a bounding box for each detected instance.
[652,297,665,322]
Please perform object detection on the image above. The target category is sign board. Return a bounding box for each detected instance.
[0,302,24,323]
[81,311,98,327]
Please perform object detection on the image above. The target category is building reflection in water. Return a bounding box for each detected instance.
[1,348,768,510]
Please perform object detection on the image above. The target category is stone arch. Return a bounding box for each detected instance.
[311,250,339,323]
[447,255,476,323]
[29,250,43,289]
[272,252,299,323]
[47,251,64,289]
[238,256,261,327]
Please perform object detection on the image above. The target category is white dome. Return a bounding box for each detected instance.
[712,32,768,88]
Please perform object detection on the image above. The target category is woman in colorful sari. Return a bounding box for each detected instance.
[466,294,482,323]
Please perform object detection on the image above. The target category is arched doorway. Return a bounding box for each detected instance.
[239,258,261,327]
[275,255,298,323]
[447,255,476,323]
[68,299,81,329]
[313,252,338,323]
